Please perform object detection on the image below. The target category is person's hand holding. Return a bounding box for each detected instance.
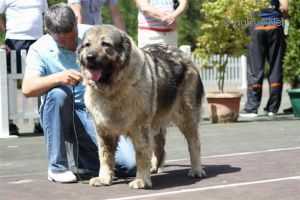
[0,44,11,53]
[161,12,176,26]
[56,69,82,86]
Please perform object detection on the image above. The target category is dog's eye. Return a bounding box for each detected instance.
[83,42,91,47]
[101,41,112,48]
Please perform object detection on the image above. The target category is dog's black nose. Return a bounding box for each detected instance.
[86,52,97,62]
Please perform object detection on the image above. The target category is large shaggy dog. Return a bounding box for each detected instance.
[78,25,206,189]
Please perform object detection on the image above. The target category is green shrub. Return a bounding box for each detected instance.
[283,0,300,84]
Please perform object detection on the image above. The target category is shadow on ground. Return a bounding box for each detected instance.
[150,164,241,190]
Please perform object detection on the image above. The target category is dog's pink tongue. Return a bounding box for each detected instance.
[88,69,102,81]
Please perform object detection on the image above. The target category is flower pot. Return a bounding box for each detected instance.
[287,88,300,117]
[206,92,242,123]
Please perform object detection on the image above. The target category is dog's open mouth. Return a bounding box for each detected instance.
[85,63,113,84]
[86,68,103,81]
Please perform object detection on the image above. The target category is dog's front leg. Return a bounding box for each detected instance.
[129,127,152,189]
[89,132,118,187]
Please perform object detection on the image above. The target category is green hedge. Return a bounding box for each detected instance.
[284,1,300,84]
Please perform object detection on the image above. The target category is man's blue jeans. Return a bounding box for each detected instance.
[40,86,136,176]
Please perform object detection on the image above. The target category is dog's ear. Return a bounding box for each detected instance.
[119,31,132,66]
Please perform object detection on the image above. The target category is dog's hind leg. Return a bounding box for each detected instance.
[128,126,153,189]
[89,132,118,187]
[175,110,206,179]
[151,127,166,174]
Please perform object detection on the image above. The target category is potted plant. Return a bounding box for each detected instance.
[195,0,267,123]
[283,0,300,117]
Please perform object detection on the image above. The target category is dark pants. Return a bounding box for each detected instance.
[5,39,36,73]
[245,26,286,113]
[5,39,37,132]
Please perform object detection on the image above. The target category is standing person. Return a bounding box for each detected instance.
[134,0,187,47]
[0,0,48,135]
[240,0,288,118]
[68,0,125,30]
[22,3,136,183]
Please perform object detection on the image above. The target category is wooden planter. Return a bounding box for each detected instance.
[206,92,242,123]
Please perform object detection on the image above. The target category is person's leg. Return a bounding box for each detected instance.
[73,107,99,174]
[40,86,74,172]
[265,28,285,113]
[5,39,19,135]
[244,29,267,113]
[115,136,136,177]
[5,39,35,73]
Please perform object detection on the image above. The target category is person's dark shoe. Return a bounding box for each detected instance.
[283,107,293,114]
[34,123,43,135]
[9,123,19,136]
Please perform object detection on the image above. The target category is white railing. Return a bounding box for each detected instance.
[0,49,39,138]
[179,45,247,92]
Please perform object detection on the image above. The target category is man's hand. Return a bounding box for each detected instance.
[0,44,10,52]
[56,69,82,86]
[161,12,176,26]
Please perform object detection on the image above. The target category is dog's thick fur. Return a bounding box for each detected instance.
[78,25,206,189]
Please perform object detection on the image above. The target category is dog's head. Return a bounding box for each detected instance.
[78,25,131,88]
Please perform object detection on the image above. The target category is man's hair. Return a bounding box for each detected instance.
[44,3,76,35]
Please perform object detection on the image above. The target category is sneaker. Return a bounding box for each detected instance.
[266,112,276,117]
[239,110,258,118]
[48,170,77,183]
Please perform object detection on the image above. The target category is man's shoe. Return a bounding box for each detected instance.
[48,170,77,183]
[34,123,44,135]
[9,123,19,136]
[239,110,258,118]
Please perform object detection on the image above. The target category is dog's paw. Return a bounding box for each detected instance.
[188,167,206,178]
[89,175,113,187]
[129,178,152,189]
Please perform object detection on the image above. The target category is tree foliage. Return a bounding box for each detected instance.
[283,0,300,84]
[195,0,267,92]
[177,0,202,49]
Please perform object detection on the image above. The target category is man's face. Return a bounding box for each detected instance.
[52,26,78,51]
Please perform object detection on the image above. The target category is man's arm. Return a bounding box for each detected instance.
[22,70,82,97]
[162,0,187,26]
[172,0,187,18]
[0,15,7,50]
[279,0,288,17]
[69,1,83,24]
[109,4,125,30]
[0,14,5,33]
[22,48,82,97]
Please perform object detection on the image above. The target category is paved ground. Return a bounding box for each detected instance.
[1,83,300,200]
[1,113,300,200]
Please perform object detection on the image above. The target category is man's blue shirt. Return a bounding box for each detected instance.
[25,24,92,106]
